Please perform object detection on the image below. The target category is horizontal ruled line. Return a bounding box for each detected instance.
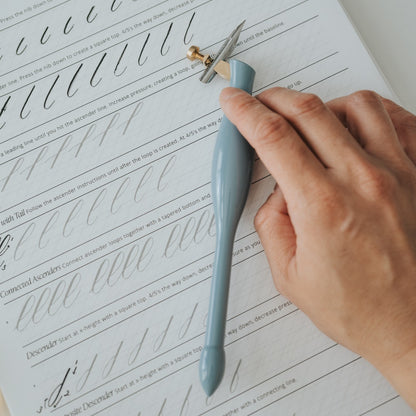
[0,51,339,218]
[0,4,315,145]
[53,295,293,411]
[0,0,71,33]
[0,0,171,79]
[30,249,266,367]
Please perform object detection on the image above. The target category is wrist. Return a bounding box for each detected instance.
[374,346,416,411]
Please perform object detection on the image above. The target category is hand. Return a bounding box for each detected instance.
[220,87,416,409]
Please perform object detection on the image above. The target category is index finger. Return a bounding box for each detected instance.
[220,87,326,201]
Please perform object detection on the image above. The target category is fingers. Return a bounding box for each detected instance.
[220,87,326,204]
[257,87,366,170]
[254,185,295,296]
[327,91,407,165]
[380,97,416,165]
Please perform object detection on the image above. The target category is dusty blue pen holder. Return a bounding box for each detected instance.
[200,59,255,396]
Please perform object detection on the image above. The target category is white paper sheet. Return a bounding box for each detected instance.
[0,0,414,415]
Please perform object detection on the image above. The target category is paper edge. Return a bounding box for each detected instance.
[336,0,401,104]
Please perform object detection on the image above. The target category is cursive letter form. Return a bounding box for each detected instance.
[67,64,83,97]
[86,6,98,24]
[44,75,60,110]
[138,33,150,66]
[40,26,51,45]
[63,16,74,34]
[183,12,196,45]
[20,85,36,119]
[160,23,173,56]
[90,53,107,87]
[16,37,28,55]
[114,44,128,77]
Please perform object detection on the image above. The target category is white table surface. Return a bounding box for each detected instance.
[0,2,415,416]
[341,0,416,114]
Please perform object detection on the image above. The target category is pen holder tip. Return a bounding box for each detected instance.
[199,345,225,396]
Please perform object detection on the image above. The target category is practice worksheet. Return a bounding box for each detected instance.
[0,0,413,415]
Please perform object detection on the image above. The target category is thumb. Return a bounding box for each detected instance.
[255,185,297,295]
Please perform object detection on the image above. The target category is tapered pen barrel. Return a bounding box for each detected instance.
[200,60,255,396]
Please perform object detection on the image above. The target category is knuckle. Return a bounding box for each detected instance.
[230,94,258,118]
[314,190,343,217]
[384,100,404,116]
[290,93,325,118]
[307,183,346,224]
[358,164,398,200]
[381,98,412,122]
[399,112,416,130]
[349,90,380,106]
[253,114,291,147]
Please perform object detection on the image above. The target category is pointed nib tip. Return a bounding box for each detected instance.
[199,346,225,396]
[236,20,245,33]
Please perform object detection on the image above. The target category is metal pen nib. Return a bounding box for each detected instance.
[186,20,245,84]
